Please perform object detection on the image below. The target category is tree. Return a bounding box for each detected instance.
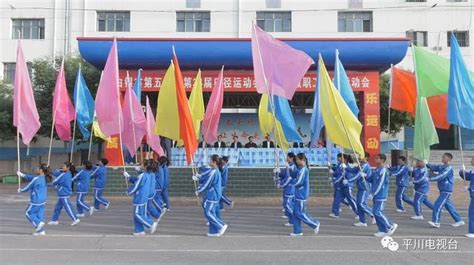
[0,81,16,141]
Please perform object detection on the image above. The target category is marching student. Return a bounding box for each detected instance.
[152,161,167,219]
[140,161,165,223]
[193,154,228,237]
[368,154,398,237]
[389,156,413,213]
[290,153,320,236]
[427,153,465,228]
[219,156,234,210]
[329,153,358,218]
[159,156,171,211]
[91,158,110,211]
[410,159,434,220]
[48,162,80,226]
[16,164,49,235]
[459,156,474,238]
[124,160,158,236]
[72,161,94,217]
[274,152,297,226]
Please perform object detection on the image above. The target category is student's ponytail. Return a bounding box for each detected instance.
[64,162,77,177]
[39,163,52,182]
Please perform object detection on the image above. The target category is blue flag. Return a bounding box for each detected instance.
[73,66,95,139]
[268,95,302,143]
[133,69,142,102]
[310,61,324,146]
[448,34,474,130]
[334,50,359,116]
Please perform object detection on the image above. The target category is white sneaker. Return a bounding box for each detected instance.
[290,233,303,236]
[281,215,288,219]
[281,209,285,212]
[206,222,209,226]
[428,221,440,228]
[151,221,158,234]
[396,209,405,213]
[33,231,46,236]
[284,223,292,227]
[451,221,465,228]
[221,208,226,212]
[329,213,339,218]
[387,223,398,236]
[89,207,94,216]
[36,222,45,232]
[314,225,320,235]
[71,219,80,226]
[354,222,367,227]
[218,224,228,236]
[156,214,163,224]
[48,221,59,225]
[339,208,342,212]
[465,233,474,238]
[230,201,235,208]
[161,208,167,216]
[76,214,85,218]
[207,233,220,237]
[411,215,424,220]
[371,217,377,224]
[105,203,111,210]
[133,232,145,236]
[374,231,387,237]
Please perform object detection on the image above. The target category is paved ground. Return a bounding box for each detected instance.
[0,185,472,264]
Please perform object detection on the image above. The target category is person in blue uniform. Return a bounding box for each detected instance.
[348,153,375,227]
[427,153,465,228]
[275,152,297,227]
[159,156,171,210]
[329,153,358,218]
[290,153,320,236]
[368,154,398,237]
[409,159,434,220]
[48,162,80,226]
[72,161,94,217]
[134,161,165,224]
[389,156,413,212]
[17,164,49,235]
[124,160,158,236]
[219,156,234,210]
[460,156,474,238]
[91,158,110,211]
[193,154,228,237]
[152,161,167,219]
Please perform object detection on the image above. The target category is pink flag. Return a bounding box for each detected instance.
[122,79,147,157]
[251,23,314,100]
[145,96,164,156]
[95,38,123,137]
[52,61,75,141]
[201,67,224,144]
[13,40,41,145]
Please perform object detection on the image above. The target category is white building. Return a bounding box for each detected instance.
[1,0,473,82]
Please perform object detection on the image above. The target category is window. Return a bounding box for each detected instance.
[447,31,470,47]
[3,62,32,84]
[176,12,210,32]
[405,0,426,2]
[256,12,291,32]
[12,19,45,39]
[446,0,467,2]
[338,12,372,32]
[97,11,130,32]
[406,31,428,46]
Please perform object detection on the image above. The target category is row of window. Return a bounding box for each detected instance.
[406,31,470,47]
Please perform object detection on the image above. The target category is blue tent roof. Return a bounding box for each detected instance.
[77,37,409,72]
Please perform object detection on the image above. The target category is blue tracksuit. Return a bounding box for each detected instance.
[51,170,78,222]
[277,162,296,223]
[19,174,47,231]
[412,166,434,216]
[91,166,109,209]
[152,169,166,214]
[427,164,462,224]
[390,165,413,211]
[161,165,170,209]
[219,164,233,209]
[348,163,374,224]
[369,166,394,233]
[146,170,162,220]
[127,172,154,233]
[331,163,357,216]
[460,169,474,233]
[291,166,320,234]
[72,169,93,214]
[197,166,225,235]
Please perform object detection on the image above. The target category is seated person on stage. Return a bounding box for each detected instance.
[262,134,275,148]
[214,135,226,148]
[293,142,304,148]
[198,135,211,148]
[230,135,242,149]
[244,136,258,148]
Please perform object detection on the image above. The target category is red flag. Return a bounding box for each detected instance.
[427,95,450,130]
[201,67,224,144]
[13,40,41,145]
[52,61,75,141]
[173,50,197,164]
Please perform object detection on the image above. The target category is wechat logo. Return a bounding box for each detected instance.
[381,236,399,252]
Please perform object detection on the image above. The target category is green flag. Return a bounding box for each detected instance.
[413,97,439,160]
[413,46,450,97]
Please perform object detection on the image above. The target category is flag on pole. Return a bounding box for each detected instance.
[309,62,324,146]
[146,96,164,156]
[413,45,450,97]
[173,49,197,164]
[258,94,290,152]
[188,69,205,138]
[95,38,122,137]
[413,97,439,160]
[427,95,450,130]
[251,23,314,100]
[52,60,75,141]
[73,65,95,140]
[334,50,359,116]
[447,34,474,130]
[133,69,142,102]
[92,119,111,143]
[269,95,302,143]
[122,77,147,157]
[13,40,41,145]
[155,62,180,140]
[318,56,365,157]
[202,67,224,144]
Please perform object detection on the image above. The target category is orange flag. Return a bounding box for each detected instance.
[172,50,197,164]
[390,67,450,129]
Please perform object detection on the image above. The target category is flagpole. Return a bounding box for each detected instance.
[47,106,57,166]
[87,132,93,161]
[126,71,139,165]
[69,114,77,163]
[388,64,393,145]
[16,123,21,190]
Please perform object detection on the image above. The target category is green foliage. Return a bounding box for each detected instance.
[0,81,16,141]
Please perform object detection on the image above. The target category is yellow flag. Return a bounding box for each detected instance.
[188,69,205,138]
[318,56,365,157]
[258,94,290,152]
[155,62,180,141]
[92,121,112,143]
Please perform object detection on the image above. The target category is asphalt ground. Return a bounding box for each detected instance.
[0,185,472,265]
